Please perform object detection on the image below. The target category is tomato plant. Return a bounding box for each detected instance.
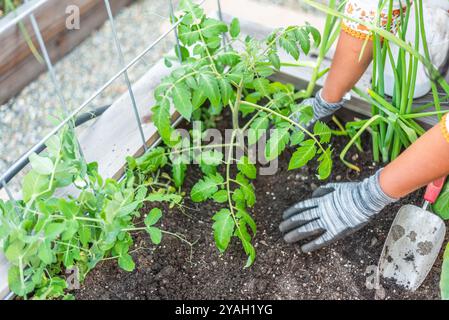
[140,0,333,267]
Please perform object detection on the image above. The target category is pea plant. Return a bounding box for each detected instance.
[0,127,186,299]
[141,0,333,267]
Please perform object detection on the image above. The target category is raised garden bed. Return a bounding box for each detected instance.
[75,116,448,300]
[0,0,133,105]
[1,0,448,301]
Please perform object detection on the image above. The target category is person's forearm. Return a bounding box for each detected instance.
[321,32,373,103]
[380,123,449,199]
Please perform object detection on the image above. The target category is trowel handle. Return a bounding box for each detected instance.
[424,176,447,204]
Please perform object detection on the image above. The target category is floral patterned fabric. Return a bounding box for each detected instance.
[342,0,408,40]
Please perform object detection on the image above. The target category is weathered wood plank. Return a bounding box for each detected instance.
[0,0,133,105]
[76,59,179,180]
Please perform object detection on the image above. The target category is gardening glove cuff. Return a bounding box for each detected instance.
[312,89,347,121]
[354,169,398,216]
[291,89,348,127]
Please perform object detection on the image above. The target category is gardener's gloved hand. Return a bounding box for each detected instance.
[290,89,348,127]
[279,170,397,253]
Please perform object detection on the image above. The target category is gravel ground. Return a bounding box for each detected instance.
[0,0,177,188]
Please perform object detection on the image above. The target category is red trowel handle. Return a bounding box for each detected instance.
[424,176,447,204]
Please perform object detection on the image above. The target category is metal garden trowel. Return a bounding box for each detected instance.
[378,177,447,291]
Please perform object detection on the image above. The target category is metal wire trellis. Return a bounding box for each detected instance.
[0,0,225,191]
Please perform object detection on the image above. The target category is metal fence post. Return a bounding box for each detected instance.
[169,0,183,63]
[216,0,227,50]
[28,13,86,160]
[104,0,148,152]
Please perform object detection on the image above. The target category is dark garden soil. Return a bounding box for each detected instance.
[76,114,448,300]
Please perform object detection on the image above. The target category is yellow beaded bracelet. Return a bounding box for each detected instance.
[441,114,449,144]
[341,22,374,41]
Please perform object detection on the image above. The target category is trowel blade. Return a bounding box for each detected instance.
[378,205,446,291]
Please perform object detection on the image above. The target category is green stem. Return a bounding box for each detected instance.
[240,100,328,156]
[340,115,385,171]
[417,0,442,119]
[303,0,449,95]
[305,0,336,98]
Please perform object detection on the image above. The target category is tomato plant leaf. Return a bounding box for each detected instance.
[279,37,299,60]
[253,78,271,98]
[313,121,332,143]
[306,24,321,47]
[248,115,269,145]
[172,82,193,120]
[236,208,256,235]
[212,190,228,203]
[236,173,256,207]
[318,147,332,180]
[269,52,281,70]
[290,131,305,146]
[135,147,167,174]
[191,175,220,202]
[198,73,221,107]
[152,104,175,146]
[234,219,256,268]
[294,28,311,54]
[237,156,257,180]
[219,78,233,106]
[288,140,317,170]
[212,209,235,252]
[199,150,223,166]
[172,161,187,188]
[265,126,290,161]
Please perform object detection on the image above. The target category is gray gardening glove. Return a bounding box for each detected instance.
[291,89,348,128]
[280,170,397,253]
